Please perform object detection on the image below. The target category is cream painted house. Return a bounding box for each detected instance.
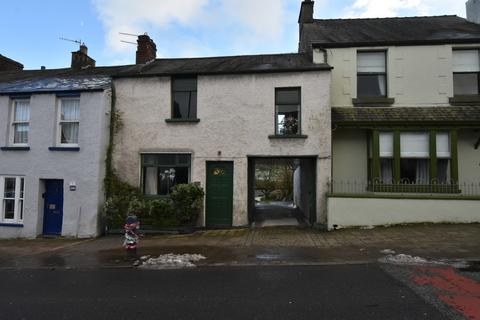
[112,53,332,228]
[298,0,480,229]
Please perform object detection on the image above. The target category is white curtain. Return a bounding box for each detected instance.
[144,167,158,195]
[14,101,30,121]
[416,160,429,184]
[381,159,393,184]
[378,75,386,96]
[13,101,30,144]
[60,99,80,144]
[61,99,80,121]
[61,123,79,144]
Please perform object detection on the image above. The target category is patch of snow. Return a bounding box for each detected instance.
[383,254,430,265]
[137,253,206,270]
[360,225,375,230]
[381,253,472,269]
[380,249,396,255]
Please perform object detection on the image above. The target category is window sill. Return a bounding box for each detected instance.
[352,97,395,107]
[268,134,308,139]
[1,146,30,151]
[165,118,200,123]
[449,95,480,106]
[0,223,24,228]
[49,146,80,152]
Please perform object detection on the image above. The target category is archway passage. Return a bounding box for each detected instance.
[248,157,316,227]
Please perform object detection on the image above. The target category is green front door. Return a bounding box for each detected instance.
[206,161,234,228]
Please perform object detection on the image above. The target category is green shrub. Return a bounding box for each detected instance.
[170,183,205,223]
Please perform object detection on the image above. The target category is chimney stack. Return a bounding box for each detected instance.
[71,44,95,70]
[467,0,480,24]
[0,54,24,71]
[136,34,157,64]
[299,0,314,24]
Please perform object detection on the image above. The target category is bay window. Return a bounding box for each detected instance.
[1,176,24,224]
[141,154,191,196]
[452,49,480,96]
[357,51,387,98]
[371,130,457,192]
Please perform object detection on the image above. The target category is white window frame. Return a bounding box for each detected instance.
[10,99,30,146]
[0,176,25,224]
[57,98,80,147]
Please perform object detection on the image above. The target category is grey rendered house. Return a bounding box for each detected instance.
[0,47,136,238]
[111,50,332,228]
[298,0,480,229]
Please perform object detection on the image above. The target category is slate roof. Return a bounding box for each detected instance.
[302,15,480,48]
[115,53,331,77]
[332,107,480,125]
[0,53,330,93]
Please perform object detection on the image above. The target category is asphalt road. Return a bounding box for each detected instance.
[0,264,452,320]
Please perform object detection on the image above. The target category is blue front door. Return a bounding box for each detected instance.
[43,180,64,235]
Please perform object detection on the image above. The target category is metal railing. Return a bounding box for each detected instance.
[329,179,480,197]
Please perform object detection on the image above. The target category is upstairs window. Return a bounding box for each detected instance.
[172,77,197,120]
[11,99,30,145]
[275,88,301,135]
[452,49,480,96]
[357,51,387,98]
[142,154,191,196]
[58,98,80,145]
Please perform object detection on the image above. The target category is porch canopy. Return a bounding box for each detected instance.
[332,106,480,129]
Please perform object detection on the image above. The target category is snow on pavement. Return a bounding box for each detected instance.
[137,254,206,270]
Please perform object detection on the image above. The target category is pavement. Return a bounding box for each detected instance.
[0,223,479,269]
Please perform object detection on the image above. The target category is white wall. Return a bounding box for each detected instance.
[0,91,110,238]
[326,44,480,107]
[113,71,331,226]
[327,196,480,229]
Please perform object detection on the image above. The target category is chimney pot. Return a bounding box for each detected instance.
[136,34,157,64]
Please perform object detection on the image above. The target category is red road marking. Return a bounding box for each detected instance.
[413,267,480,320]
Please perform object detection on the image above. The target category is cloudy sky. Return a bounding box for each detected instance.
[1,0,467,69]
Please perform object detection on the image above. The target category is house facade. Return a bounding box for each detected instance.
[298,0,480,229]
[111,53,332,227]
[0,47,123,238]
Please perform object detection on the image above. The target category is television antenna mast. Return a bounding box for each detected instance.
[119,32,148,45]
[60,37,84,46]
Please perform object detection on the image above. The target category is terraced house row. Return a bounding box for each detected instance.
[0,0,479,238]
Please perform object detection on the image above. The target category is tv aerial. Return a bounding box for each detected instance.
[119,32,148,45]
[60,37,85,46]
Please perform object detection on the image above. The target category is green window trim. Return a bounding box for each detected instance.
[369,129,458,192]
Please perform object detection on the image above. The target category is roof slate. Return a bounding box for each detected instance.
[332,106,480,124]
[0,53,329,93]
[115,53,330,77]
[302,15,480,48]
